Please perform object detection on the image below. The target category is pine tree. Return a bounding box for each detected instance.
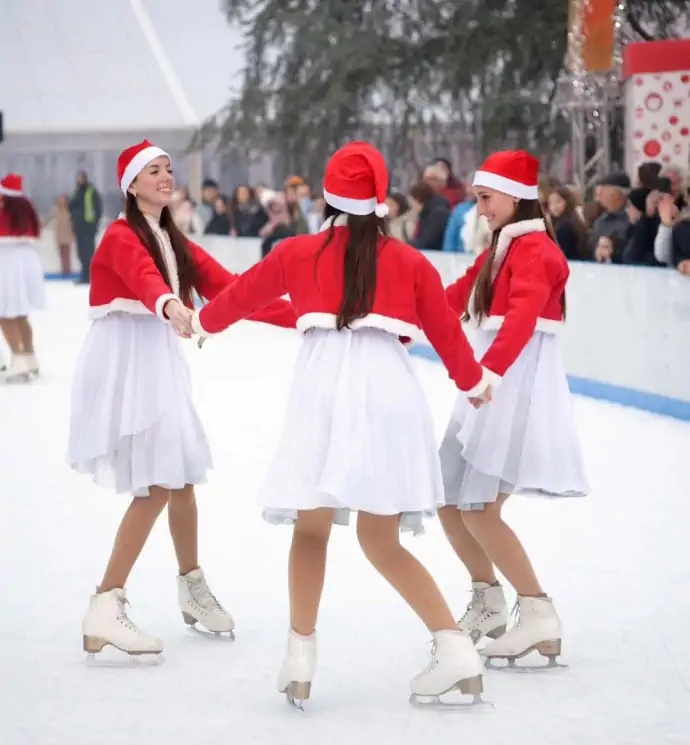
[199,0,690,182]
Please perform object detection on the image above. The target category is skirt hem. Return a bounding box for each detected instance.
[262,507,433,536]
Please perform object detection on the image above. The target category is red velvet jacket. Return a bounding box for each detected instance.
[192,215,492,395]
[88,217,296,329]
[445,218,569,378]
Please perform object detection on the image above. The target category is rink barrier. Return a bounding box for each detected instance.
[38,231,690,422]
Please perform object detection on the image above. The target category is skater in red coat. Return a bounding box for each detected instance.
[436,150,588,670]
[0,174,45,382]
[68,141,296,660]
[188,142,494,708]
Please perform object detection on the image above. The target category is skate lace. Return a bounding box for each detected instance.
[509,600,521,625]
[188,577,225,613]
[458,587,491,627]
[115,596,139,632]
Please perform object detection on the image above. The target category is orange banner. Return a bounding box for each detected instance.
[569,0,617,73]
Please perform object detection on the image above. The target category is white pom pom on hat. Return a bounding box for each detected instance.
[323,141,390,218]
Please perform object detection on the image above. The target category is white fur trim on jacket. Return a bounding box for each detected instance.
[296,311,419,339]
[155,293,180,322]
[88,295,180,321]
[191,310,209,338]
[144,214,180,297]
[477,315,562,334]
[466,218,546,319]
[0,235,37,245]
[492,218,546,279]
[89,298,151,319]
[319,213,349,232]
[465,366,502,397]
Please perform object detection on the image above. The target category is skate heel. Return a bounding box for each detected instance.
[535,639,561,658]
[456,675,483,696]
[485,624,506,640]
[83,635,107,653]
[182,611,197,626]
[287,681,311,701]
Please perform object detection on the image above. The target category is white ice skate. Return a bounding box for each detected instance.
[26,353,39,379]
[480,595,566,672]
[277,629,316,710]
[430,582,508,655]
[2,355,32,384]
[458,582,509,644]
[178,567,235,639]
[410,629,491,709]
[82,588,163,663]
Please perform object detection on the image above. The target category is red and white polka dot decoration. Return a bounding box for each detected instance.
[628,71,690,169]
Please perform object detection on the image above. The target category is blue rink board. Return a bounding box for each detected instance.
[407,344,690,423]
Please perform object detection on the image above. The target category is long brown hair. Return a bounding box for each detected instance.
[551,185,590,259]
[125,193,199,305]
[464,199,565,322]
[1,195,40,236]
[318,203,387,330]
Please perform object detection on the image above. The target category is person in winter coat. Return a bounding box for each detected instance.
[409,181,450,251]
[69,170,102,284]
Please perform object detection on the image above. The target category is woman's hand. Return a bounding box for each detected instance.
[164,298,194,338]
[469,384,493,409]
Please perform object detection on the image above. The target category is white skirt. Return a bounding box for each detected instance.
[67,312,212,497]
[259,327,444,535]
[0,240,45,317]
[439,328,589,511]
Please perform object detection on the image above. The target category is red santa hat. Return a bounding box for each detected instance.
[323,141,390,217]
[473,150,540,200]
[0,173,24,197]
[117,140,170,194]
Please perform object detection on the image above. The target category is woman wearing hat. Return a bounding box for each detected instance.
[437,150,589,670]
[0,173,45,382]
[190,142,494,708]
[68,141,296,659]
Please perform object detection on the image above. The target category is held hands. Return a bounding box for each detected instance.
[164,299,194,338]
[469,384,493,409]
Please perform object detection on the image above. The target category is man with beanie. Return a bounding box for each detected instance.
[589,172,631,262]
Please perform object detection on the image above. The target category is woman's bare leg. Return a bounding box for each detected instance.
[98,487,170,592]
[356,512,455,631]
[462,495,544,597]
[289,508,335,635]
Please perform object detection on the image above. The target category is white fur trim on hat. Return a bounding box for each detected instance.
[121,145,170,194]
[0,186,23,197]
[473,171,538,200]
[323,188,377,216]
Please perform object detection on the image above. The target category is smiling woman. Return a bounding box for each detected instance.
[66,140,297,662]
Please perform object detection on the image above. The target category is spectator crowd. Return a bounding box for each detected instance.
[43,156,690,280]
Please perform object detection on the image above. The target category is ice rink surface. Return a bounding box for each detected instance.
[3,284,689,745]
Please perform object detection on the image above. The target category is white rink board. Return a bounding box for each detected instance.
[35,229,690,417]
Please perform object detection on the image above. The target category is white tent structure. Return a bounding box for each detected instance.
[0,0,250,214]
